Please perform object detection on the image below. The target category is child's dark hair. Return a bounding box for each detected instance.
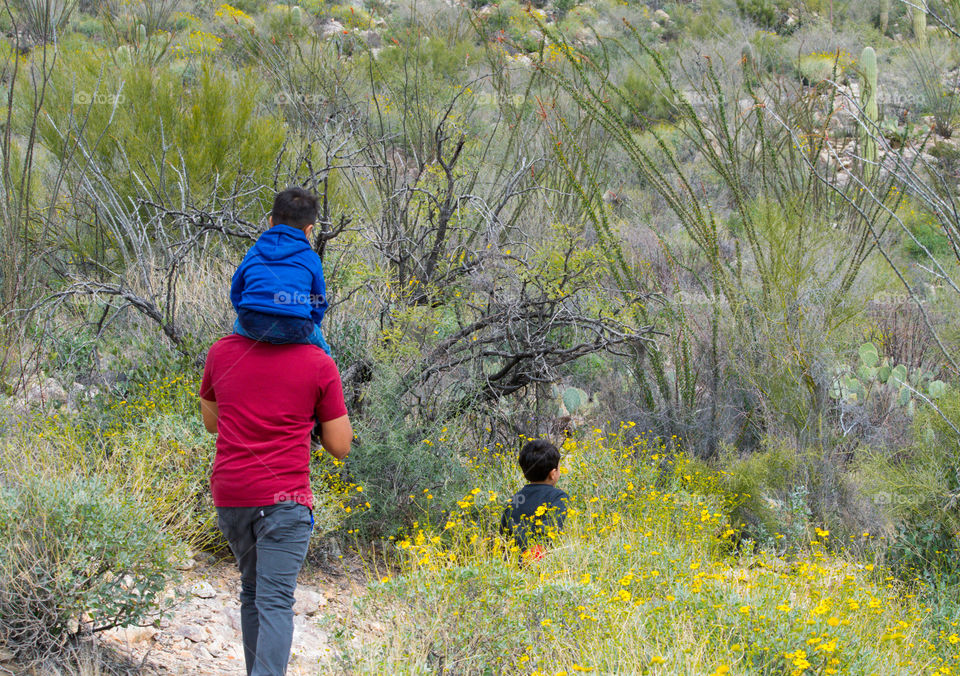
[272,187,318,229]
[518,439,560,482]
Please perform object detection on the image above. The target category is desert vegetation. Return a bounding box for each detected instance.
[3,0,960,672]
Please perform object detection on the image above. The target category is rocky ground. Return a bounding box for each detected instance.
[93,552,371,675]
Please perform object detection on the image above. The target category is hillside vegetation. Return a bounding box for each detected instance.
[3,0,960,672]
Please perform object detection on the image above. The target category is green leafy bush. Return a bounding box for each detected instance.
[857,389,960,584]
[897,199,953,259]
[339,371,471,537]
[718,442,804,550]
[615,60,675,129]
[33,52,285,216]
[0,476,179,662]
[736,0,798,34]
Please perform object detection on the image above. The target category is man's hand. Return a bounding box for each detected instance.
[318,414,352,459]
[200,398,219,434]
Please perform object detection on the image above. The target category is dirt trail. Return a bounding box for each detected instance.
[98,555,369,675]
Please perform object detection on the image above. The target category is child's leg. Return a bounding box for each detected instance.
[233,317,253,338]
[306,324,333,357]
[236,309,313,344]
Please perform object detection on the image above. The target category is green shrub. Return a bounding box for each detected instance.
[674,0,735,40]
[229,0,268,15]
[614,60,675,129]
[736,0,779,31]
[899,200,952,259]
[339,371,471,537]
[1,371,219,551]
[718,442,805,550]
[73,13,104,38]
[33,52,285,221]
[0,476,179,662]
[264,3,311,40]
[748,28,791,75]
[857,389,960,584]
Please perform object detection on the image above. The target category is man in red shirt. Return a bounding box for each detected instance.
[199,335,351,676]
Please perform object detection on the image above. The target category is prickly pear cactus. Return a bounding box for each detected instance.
[831,341,948,412]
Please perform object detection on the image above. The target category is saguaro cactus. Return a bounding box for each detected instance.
[913,6,927,46]
[861,46,879,177]
[879,0,889,34]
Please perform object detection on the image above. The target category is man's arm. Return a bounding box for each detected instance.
[200,398,219,434]
[318,414,351,459]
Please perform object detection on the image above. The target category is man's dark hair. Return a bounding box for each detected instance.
[518,439,560,482]
[272,187,319,230]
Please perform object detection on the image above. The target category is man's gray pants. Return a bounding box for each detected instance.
[217,502,313,676]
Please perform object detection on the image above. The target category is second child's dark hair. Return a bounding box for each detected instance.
[518,439,560,482]
[272,187,318,230]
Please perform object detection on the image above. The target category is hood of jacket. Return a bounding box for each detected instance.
[252,224,312,261]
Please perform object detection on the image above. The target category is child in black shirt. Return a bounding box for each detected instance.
[500,439,569,557]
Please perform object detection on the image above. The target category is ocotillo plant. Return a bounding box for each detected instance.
[741,42,758,92]
[861,46,879,177]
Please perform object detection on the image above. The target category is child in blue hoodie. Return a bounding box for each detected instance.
[230,187,332,355]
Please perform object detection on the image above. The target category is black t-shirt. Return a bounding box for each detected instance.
[500,483,569,550]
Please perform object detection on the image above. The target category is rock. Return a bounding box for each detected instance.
[172,553,197,571]
[193,645,214,660]
[293,589,328,616]
[650,20,661,30]
[112,625,158,643]
[189,580,216,599]
[174,625,206,643]
[196,551,218,565]
[653,9,670,22]
[0,647,14,661]
[363,30,381,47]
[319,19,344,39]
[225,608,242,633]
[25,378,67,405]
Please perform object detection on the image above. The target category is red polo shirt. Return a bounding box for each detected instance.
[199,335,347,509]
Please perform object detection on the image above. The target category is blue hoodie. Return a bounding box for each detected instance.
[230,224,327,324]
